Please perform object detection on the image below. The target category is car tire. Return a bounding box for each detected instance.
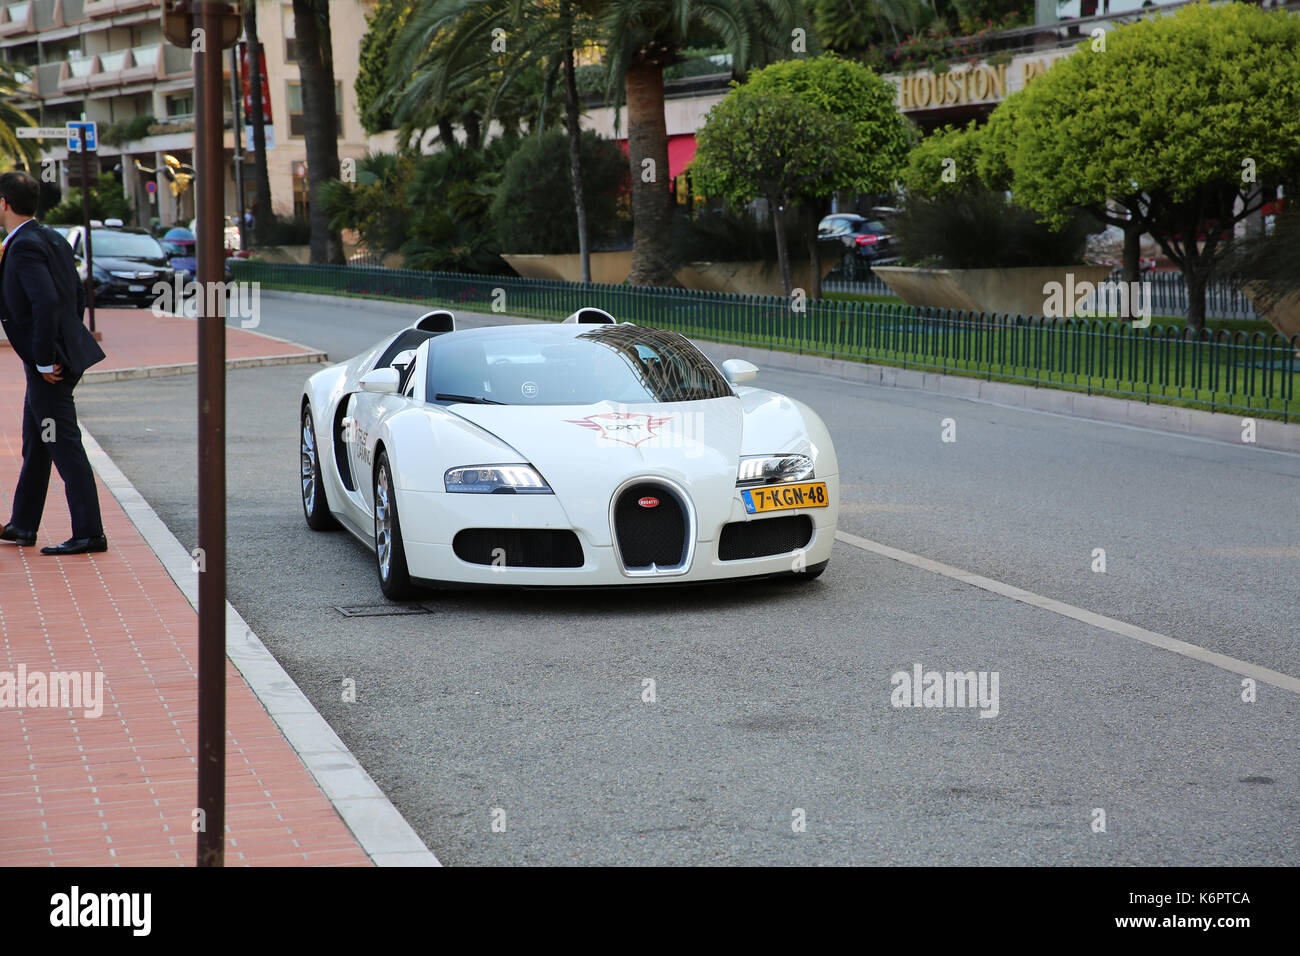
[373,450,415,600]
[300,405,338,531]
[841,253,858,281]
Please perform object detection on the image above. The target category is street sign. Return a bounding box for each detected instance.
[146,180,157,194]
[67,121,97,152]
[17,127,71,139]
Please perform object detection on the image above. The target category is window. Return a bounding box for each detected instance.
[282,5,296,62]
[166,94,193,119]
[286,81,343,137]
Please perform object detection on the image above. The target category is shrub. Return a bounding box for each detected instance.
[892,189,1098,269]
[490,128,629,255]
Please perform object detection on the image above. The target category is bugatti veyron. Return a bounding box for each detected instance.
[299,308,839,598]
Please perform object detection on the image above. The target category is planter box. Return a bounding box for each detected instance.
[1242,284,1300,341]
[873,265,1115,318]
[674,258,837,297]
[503,251,634,285]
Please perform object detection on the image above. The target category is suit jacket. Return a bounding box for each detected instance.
[0,220,105,378]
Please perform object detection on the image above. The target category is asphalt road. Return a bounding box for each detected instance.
[72,291,1300,865]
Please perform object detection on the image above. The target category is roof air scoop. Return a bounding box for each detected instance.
[563,307,617,324]
[415,309,455,333]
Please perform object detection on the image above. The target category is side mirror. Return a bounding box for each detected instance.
[721,359,758,385]
[359,367,400,394]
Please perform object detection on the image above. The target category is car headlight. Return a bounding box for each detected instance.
[445,464,552,494]
[737,454,814,487]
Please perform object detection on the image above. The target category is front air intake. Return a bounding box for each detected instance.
[718,515,813,561]
[612,482,690,571]
[453,529,584,568]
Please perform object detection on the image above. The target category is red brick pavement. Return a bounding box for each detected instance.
[0,310,370,866]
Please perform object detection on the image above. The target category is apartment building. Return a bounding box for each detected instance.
[2,0,374,229]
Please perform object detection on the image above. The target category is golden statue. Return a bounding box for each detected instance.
[134,154,195,197]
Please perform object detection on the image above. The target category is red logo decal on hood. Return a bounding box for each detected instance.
[566,412,672,448]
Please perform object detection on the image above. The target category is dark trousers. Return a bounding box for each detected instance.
[9,364,103,539]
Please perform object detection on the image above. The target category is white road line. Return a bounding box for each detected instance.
[835,530,1300,695]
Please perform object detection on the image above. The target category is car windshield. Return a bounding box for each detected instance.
[92,230,164,258]
[863,221,887,233]
[425,325,732,405]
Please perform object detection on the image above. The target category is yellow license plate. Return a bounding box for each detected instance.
[741,482,828,514]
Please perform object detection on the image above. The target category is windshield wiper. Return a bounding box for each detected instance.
[435,393,504,405]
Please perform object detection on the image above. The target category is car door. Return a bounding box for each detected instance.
[344,346,422,515]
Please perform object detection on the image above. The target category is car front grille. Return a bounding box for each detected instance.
[452,529,584,568]
[613,482,688,570]
[718,515,813,561]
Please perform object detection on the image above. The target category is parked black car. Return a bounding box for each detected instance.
[818,214,899,280]
[52,225,180,307]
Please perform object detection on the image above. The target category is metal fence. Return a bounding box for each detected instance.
[234,261,1298,421]
[825,270,1262,320]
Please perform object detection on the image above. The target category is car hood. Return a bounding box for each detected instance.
[94,255,172,274]
[446,397,745,538]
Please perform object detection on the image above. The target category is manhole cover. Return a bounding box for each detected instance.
[334,604,431,618]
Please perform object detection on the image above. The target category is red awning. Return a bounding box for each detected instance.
[616,134,697,180]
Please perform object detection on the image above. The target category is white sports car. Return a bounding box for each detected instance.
[299,308,839,598]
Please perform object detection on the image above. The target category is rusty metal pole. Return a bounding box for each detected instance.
[195,0,228,868]
[79,126,95,334]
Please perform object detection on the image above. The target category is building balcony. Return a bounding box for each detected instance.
[58,42,167,92]
[83,0,154,17]
[0,2,35,38]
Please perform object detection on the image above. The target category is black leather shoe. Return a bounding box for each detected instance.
[40,535,108,556]
[0,524,36,546]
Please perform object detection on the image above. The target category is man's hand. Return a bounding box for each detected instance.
[41,364,63,384]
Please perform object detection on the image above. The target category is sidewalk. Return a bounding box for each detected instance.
[0,310,382,865]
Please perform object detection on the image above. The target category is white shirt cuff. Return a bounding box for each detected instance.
[36,364,54,373]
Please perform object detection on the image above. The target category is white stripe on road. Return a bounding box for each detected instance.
[835,530,1300,695]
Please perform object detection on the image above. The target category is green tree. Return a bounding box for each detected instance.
[990,2,1300,330]
[693,88,855,295]
[44,172,133,225]
[901,121,986,199]
[357,0,414,135]
[739,54,911,296]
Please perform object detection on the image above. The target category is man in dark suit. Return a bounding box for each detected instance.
[0,170,108,555]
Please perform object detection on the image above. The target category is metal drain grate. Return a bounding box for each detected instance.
[334,604,432,618]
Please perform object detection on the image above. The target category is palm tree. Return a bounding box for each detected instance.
[0,63,40,170]
[291,0,345,263]
[242,2,275,245]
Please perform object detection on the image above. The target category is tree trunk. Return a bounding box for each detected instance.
[1122,219,1142,285]
[437,115,456,149]
[291,0,344,264]
[771,198,793,297]
[1184,264,1208,333]
[463,111,482,151]
[625,60,676,287]
[560,3,590,284]
[804,205,822,300]
[243,2,273,246]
